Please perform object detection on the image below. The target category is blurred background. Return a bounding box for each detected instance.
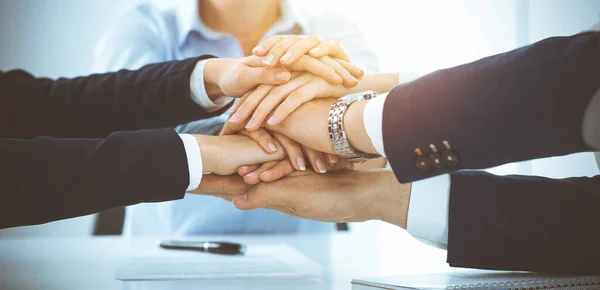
[0,0,599,252]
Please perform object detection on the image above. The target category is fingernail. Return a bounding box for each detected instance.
[245,171,256,177]
[245,118,256,129]
[263,54,275,65]
[276,71,290,82]
[297,156,306,171]
[230,112,241,122]
[235,194,248,206]
[253,45,265,54]
[316,158,327,173]
[328,155,338,164]
[239,166,249,173]
[310,47,320,55]
[281,52,292,62]
[267,116,277,125]
[268,143,277,152]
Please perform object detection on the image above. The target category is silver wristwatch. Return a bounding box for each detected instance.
[328,91,381,163]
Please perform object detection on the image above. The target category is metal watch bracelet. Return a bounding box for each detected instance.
[328,91,381,163]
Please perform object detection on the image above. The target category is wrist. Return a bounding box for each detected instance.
[343,100,378,154]
[368,170,412,228]
[203,59,226,100]
[194,134,220,174]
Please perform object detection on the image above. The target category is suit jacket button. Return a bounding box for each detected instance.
[442,150,459,167]
[415,155,432,172]
[429,153,444,170]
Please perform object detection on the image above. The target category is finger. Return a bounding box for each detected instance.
[303,147,327,174]
[188,174,251,196]
[320,56,358,87]
[309,40,351,62]
[272,132,306,171]
[262,36,301,67]
[268,80,329,125]
[336,59,364,79]
[279,36,322,65]
[252,35,286,56]
[295,55,342,85]
[249,67,291,85]
[238,165,260,177]
[238,129,278,154]
[326,154,339,164]
[229,91,252,116]
[220,119,246,135]
[243,161,279,185]
[245,76,311,131]
[229,85,273,125]
[259,160,295,183]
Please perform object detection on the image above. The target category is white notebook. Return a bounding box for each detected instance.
[352,271,600,290]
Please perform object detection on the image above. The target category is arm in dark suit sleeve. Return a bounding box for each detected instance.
[446,171,600,274]
[0,56,221,139]
[382,32,600,183]
[0,128,189,229]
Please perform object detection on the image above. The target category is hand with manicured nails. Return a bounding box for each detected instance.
[253,35,364,87]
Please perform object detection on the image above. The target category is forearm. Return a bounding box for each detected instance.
[0,57,218,139]
[0,129,188,229]
[348,72,400,94]
[447,172,600,273]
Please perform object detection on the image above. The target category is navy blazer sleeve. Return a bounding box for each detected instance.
[447,171,600,274]
[382,32,600,183]
[0,56,218,139]
[0,57,219,229]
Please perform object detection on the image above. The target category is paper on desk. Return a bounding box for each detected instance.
[115,244,321,281]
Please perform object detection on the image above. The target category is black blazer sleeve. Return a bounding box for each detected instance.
[0,56,221,139]
[382,32,600,183]
[0,129,189,229]
[446,171,600,274]
[0,57,219,229]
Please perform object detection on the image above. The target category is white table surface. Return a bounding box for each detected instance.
[0,230,454,290]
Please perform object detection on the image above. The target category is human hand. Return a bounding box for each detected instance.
[253,35,364,87]
[225,73,350,131]
[237,147,351,185]
[203,56,291,99]
[203,169,412,228]
[193,133,287,175]
[221,120,334,174]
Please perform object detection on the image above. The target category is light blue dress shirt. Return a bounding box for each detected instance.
[93,0,378,236]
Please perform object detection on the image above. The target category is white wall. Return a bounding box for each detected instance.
[1,0,599,237]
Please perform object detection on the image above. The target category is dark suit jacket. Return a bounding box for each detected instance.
[0,56,221,229]
[382,31,600,273]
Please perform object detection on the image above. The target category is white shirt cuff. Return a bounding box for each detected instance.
[178,133,203,191]
[406,174,451,249]
[190,59,234,112]
[363,93,389,157]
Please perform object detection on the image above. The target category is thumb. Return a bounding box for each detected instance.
[233,185,270,210]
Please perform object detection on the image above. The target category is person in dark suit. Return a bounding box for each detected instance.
[0,55,304,230]
[205,31,600,274]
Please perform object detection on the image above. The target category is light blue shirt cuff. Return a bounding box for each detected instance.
[178,133,203,191]
[190,59,234,112]
[407,174,451,249]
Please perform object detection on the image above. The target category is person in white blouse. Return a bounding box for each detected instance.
[93,0,378,236]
